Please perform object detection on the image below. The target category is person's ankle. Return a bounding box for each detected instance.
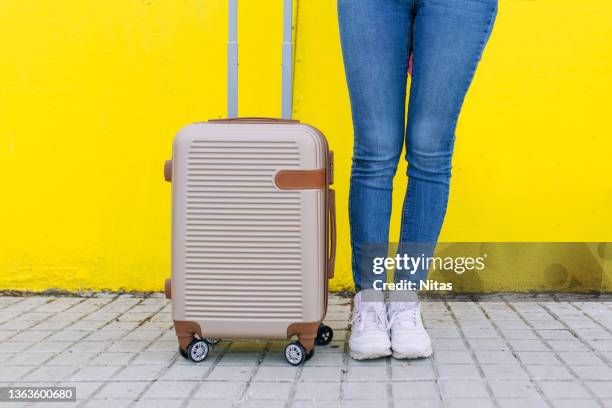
[355,288,385,305]
[388,289,419,308]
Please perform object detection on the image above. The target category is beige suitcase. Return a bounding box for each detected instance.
[162,0,336,365]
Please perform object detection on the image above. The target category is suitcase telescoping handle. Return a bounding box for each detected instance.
[227,0,294,119]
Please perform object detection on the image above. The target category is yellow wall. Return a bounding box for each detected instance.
[1,0,611,292]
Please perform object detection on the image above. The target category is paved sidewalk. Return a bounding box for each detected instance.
[1,294,612,408]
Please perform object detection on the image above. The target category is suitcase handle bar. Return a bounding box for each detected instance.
[228,0,294,119]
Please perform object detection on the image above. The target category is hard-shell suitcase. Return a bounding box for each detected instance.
[163,0,336,366]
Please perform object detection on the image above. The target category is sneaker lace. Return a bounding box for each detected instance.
[351,304,389,332]
[388,306,420,330]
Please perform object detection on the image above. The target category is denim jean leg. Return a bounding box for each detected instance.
[396,0,498,287]
[338,0,413,291]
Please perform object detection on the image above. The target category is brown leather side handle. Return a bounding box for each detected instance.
[164,278,172,299]
[208,117,300,124]
[164,160,172,182]
[275,169,326,190]
[328,189,336,279]
[328,151,334,185]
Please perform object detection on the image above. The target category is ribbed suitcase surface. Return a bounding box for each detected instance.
[184,138,304,321]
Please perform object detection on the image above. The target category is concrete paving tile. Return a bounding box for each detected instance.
[499,329,538,340]
[70,365,120,381]
[300,366,344,382]
[507,339,550,352]
[391,361,435,380]
[585,381,612,398]
[238,401,285,408]
[390,400,443,408]
[516,352,561,365]
[346,364,388,381]
[131,351,176,366]
[537,381,591,399]
[5,351,57,365]
[536,330,576,340]
[113,365,163,381]
[192,381,246,400]
[207,365,253,381]
[488,380,541,398]
[439,379,489,399]
[437,363,481,379]
[497,398,548,408]
[89,352,135,365]
[107,340,150,353]
[252,365,296,382]
[133,399,184,408]
[0,365,35,381]
[391,381,439,399]
[306,351,344,366]
[467,339,509,351]
[161,365,208,381]
[84,399,133,408]
[445,399,496,408]
[433,350,473,364]
[480,364,529,380]
[342,382,387,400]
[546,340,590,352]
[294,381,340,400]
[550,399,601,408]
[431,338,468,350]
[21,365,77,381]
[217,352,260,366]
[244,381,292,400]
[524,364,574,380]
[570,365,612,380]
[45,351,97,366]
[95,381,149,399]
[28,341,72,353]
[143,380,197,399]
[557,351,605,366]
[474,351,519,365]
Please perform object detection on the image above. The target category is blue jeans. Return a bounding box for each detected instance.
[338,0,498,291]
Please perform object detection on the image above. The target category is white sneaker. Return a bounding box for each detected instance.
[388,301,432,359]
[348,290,392,360]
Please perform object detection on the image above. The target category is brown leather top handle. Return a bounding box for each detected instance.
[328,188,336,279]
[208,117,300,124]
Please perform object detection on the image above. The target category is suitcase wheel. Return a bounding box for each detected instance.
[315,324,334,346]
[205,338,221,345]
[186,338,209,363]
[284,341,307,366]
[305,348,315,362]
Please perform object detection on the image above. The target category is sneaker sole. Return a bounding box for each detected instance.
[349,348,392,360]
[391,347,433,360]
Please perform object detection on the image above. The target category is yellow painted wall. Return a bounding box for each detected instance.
[1,0,611,292]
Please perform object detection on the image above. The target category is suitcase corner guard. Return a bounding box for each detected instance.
[174,320,204,351]
[287,321,320,352]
